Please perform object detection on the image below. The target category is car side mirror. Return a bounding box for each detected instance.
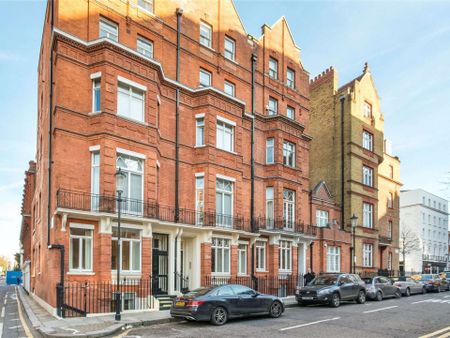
[252,292,259,298]
[337,281,344,286]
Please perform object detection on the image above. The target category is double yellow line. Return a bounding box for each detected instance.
[420,326,450,338]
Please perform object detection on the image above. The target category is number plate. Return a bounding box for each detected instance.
[302,297,313,300]
[175,301,185,307]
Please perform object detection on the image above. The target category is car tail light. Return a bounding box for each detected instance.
[186,300,205,307]
[393,282,400,286]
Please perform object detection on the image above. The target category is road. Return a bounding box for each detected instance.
[118,291,450,338]
[0,279,31,338]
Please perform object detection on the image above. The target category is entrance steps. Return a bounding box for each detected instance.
[155,295,176,310]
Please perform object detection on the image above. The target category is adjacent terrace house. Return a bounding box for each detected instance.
[24,0,316,316]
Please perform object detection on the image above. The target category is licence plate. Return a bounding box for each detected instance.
[302,297,313,300]
[175,301,185,307]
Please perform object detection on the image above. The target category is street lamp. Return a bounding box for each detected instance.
[115,168,126,321]
[350,214,358,274]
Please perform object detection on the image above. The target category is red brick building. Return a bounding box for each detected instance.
[310,181,351,274]
[22,0,322,314]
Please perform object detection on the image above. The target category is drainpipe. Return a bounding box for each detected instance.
[250,53,257,288]
[47,0,55,247]
[339,96,345,230]
[175,8,183,223]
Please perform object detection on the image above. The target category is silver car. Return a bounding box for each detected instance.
[364,276,401,301]
[393,277,426,296]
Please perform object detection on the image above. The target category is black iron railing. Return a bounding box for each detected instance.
[203,274,305,298]
[57,189,318,236]
[378,236,392,245]
[61,278,155,318]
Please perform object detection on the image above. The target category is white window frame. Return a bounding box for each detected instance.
[388,220,393,239]
[69,227,93,272]
[112,227,142,273]
[224,36,235,61]
[279,240,292,273]
[387,192,393,208]
[327,246,340,273]
[195,175,204,225]
[363,101,372,118]
[237,244,247,276]
[363,165,373,187]
[283,141,295,168]
[216,120,234,152]
[316,210,329,227]
[216,178,233,227]
[268,97,278,116]
[91,151,100,211]
[199,68,212,87]
[286,67,295,88]
[224,80,235,97]
[287,106,295,120]
[117,80,145,122]
[362,131,373,151]
[212,237,231,275]
[137,0,153,13]
[200,22,212,48]
[266,138,274,164]
[92,78,101,113]
[269,57,278,79]
[266,187,274,226]
[363,202,373,228]
[363,244,373,267]
[256,241,266,272]
[116,153,144,215]
[99,18,118,42]
[283,189,295,230]
[196,116,205,146]
[137,36,154,59]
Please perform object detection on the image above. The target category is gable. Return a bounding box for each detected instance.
[312,180,334,202]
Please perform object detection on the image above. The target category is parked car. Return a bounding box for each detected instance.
[363,276,401,300]
[170,284,284,325]
[417,274,447,293]
[393,277,427,296]
[441,272,450,291]
[295,273,366,307]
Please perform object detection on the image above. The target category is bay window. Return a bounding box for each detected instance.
[92,78,101,112]
[196,117,205,146]
[212,237,230,274]
[362,131,373,151]
[266,138,274,164]
[69,227,93,272]
[111,227,141,272]
[117,81,145,122]
[283,141,295,167]
[266,187,274,227]
[216,120,234,152]
[363,165,373,187]
[363,202,374,228]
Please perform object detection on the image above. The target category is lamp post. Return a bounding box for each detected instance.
[115,168,126,321]
[350,214,358,274]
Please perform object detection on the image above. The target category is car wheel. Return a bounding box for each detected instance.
[394,290,401,298]
[357,290,366,304]
[329,293,340,308]
[405,288,411,297]
[376,291,383,301]
[269,301,283,318]
[210,306,228,326]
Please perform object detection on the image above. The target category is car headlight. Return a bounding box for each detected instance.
[317,289,331,296]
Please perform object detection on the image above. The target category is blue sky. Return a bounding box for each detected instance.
[0,0,449,260]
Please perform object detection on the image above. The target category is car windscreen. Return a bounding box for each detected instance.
[363,278,373,284]
[310,275,338,285]
[184,287,214,297]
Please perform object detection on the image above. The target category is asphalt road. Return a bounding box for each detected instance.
[118,291,450,338]
[0,279,31,338]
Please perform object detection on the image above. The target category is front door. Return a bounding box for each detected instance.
[152,234,169,295]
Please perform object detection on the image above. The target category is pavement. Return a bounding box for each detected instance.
[15,284,298,338]
[118,292,450,338]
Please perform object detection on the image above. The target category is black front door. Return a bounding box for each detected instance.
[152,234,169,295]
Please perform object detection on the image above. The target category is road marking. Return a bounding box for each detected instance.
[16,287,33,338]
[419,325,450,338]
[279,317,340,331]
[412,299,434,304]
[1,307,5,318]
[437,332,450,338]
[363,305,398,314]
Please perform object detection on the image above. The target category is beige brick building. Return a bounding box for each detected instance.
[309,63,401,274]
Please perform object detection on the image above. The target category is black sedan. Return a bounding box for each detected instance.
[170,284,284,325]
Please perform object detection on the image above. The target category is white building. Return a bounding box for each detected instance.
[400,189,449,273]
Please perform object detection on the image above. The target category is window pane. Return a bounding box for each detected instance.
[71,238,80,270]
[122,241,130,270]
[130,92,144,121]
[118,86,129,117]
[224,247,230,273]
[132,241,140,271]
[83,238,92,270]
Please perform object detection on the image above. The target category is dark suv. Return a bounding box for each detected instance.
[295,273,366,307]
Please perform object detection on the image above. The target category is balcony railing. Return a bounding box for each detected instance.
[422,254,447,263]
[57,189,317,236]
[378,235,392,245]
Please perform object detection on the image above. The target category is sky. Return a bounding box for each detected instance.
[0,0,449,261]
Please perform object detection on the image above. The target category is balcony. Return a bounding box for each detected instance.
[57,190,317,237]
[378,236,392,246]
[422,254,448,263]
[57,189,248,231]
[254,217,317,237]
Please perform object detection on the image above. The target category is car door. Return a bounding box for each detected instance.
[231,285,265,314]
[338,275,355,300]
[380,277,394,297]
[215,286,240,315]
